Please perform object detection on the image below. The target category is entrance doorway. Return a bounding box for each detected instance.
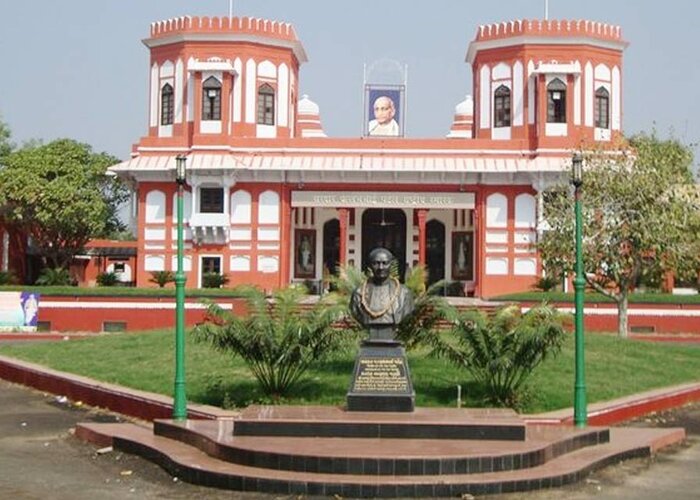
[426,220,445,286]
[322,219,340,276]
[361,208,407,279]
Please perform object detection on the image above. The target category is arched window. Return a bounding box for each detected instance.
[202,76,221,121]
[547,78,567,123]
[257,84,275,125]
[160,84,174,125]
[493,85,511,128]
[594,87,610,129]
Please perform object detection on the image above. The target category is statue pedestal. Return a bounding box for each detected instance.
[346,339,415,412]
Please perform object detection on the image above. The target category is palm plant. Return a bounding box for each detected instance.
[149,270,174,288]
[193,285,354,399]
[35,267,73,286]
[428,304,566,407]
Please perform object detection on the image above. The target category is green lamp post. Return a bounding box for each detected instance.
[572,152,587,427]
[173,154,188,421]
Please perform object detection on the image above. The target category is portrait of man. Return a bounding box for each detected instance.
[368,96,399,136]
[365,86,404,137]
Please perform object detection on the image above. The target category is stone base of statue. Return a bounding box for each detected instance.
[346,328,415,412]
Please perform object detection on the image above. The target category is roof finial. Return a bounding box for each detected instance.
[544,0,549,20]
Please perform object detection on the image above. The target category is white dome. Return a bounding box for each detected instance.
[297,94,320,115]
[455,95,474,116]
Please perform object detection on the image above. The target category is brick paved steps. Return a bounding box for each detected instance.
[152,418,608,476]
[75,419,684,497]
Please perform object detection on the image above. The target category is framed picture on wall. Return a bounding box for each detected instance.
[452,231,474,280]
[295,229,316,279]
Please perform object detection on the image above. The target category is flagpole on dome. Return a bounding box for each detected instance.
[229,0,233,20]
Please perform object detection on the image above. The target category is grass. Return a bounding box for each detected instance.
[2,286,698,304]
[0,285,253,298]
[1,329,698,414]
[493,291,700,304]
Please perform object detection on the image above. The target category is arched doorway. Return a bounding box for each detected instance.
[361,208,407,279]
[322,219,340,276]
[426,219,445,286]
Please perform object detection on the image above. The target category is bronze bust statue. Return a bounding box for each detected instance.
[350,247,414,342]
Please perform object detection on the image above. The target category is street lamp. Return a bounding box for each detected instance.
[571,152,587,427]
[173,155,187,420]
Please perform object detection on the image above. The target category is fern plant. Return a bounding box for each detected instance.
[429,304,567,408]
[35,267,73,286]
[149,270,174,288]
[193,285,353,399]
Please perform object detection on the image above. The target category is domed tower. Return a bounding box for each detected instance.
[141,16,307,144]
[467,19,627,148]
[296,95,327,138]
[446,95,474,138]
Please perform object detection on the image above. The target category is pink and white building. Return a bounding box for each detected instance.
[109,16,627,298]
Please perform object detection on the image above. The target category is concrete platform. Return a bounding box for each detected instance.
[75,408,684,497]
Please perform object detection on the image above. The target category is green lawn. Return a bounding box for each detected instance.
[493,291,700,304]
[1,330,698,414]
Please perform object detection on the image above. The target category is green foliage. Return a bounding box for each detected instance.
[96,272,119,287]
[533,276,560,292]
[0,271,17,285]
[394,266,453,351]
[417,304,567,408]
[2,326,700,413]
[538,134,700,336]
[0,113,14,163]
[149,270,174,288]
[35,267,74,286]
[202,272,230,288]
[494,291,700,304]
[0,139,129,269]
[193,285,354,398]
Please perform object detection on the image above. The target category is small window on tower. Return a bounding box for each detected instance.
[594,87,610,129]
[257,84,275,125]
[202,77,221,121]
[547,78,567,123]
[161,84,174,126]
[493,85,511,128]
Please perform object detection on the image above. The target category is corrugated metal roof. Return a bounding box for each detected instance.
[110,153,568,174]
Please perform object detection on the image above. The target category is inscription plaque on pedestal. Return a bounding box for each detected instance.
[346,343,415,412]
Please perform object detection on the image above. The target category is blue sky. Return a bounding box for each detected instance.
[1,1,698,163]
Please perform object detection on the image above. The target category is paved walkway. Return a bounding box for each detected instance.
[2,378,699,499]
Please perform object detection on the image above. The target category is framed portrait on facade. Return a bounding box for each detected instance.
[451,231,474,281]
[363,84,405,137]
[295,229,316,279]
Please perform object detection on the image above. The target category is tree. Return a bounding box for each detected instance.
[0,114,13,163]
[538,134,700,337]
[0,139,129,271]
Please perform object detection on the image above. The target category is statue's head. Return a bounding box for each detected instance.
[368,247,394,283]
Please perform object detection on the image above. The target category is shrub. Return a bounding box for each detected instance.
[193,285,352,398]
[425,304,566,408]
[149,270,174,288]
[202,272,229,289]
[96,272,119,287]
[35,267,73,286]
[0,271,17,285]
[533,276,560,292]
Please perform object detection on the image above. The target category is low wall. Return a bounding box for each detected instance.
[521,302,700,335]
[24,295,700,334]
[37,296,247,332]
